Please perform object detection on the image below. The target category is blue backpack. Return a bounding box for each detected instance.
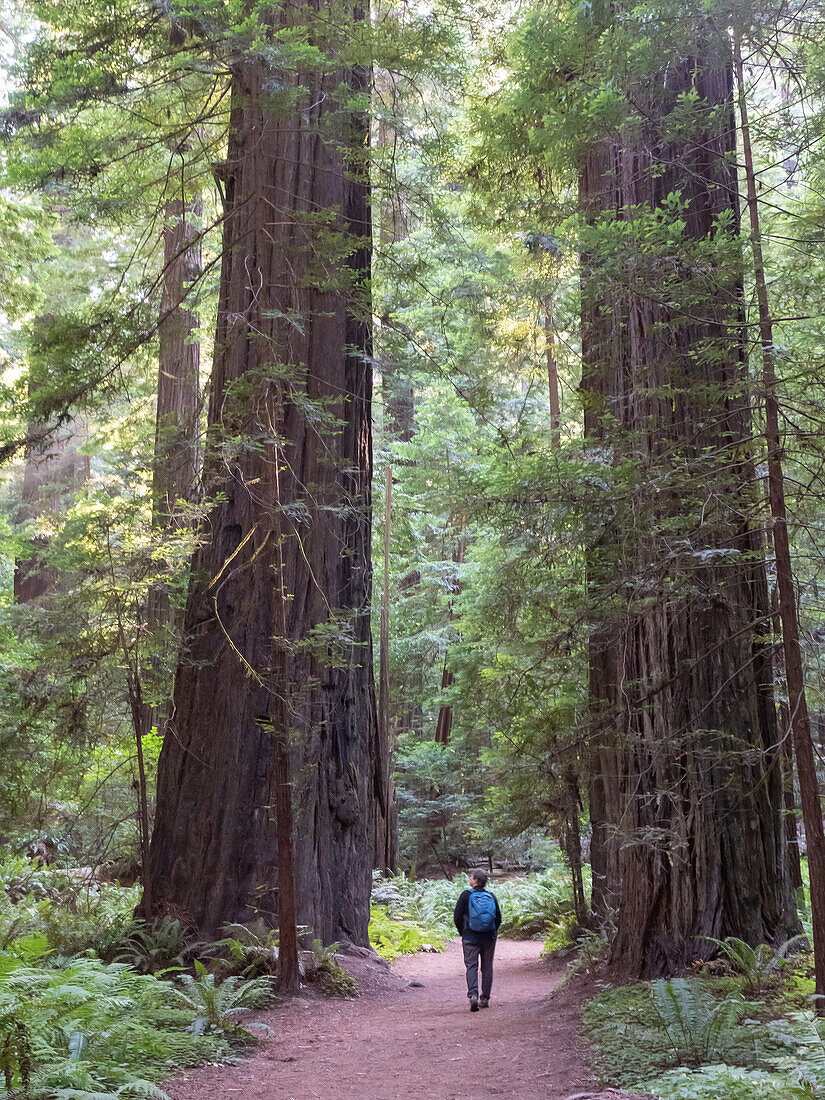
[467,889,496,932]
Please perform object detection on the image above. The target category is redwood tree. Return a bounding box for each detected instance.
[580,18,800,975]
[143,1,378,945]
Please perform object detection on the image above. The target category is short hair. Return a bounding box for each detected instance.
[470,867,488,887]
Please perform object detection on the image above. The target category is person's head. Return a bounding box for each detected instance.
[469,868,488,889]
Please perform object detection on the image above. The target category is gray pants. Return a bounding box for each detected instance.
[462,936,495,1000]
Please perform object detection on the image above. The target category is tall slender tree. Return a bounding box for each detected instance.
[375,461,396,871]
[372,61,415,871]
[434,515,466,747]
[143,0,378,944]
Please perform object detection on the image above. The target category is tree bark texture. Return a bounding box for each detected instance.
[375,67,415,445]
[582,39,799,977]
[369,63,412,869]
[143,3,377,945]
[433,658,455,746]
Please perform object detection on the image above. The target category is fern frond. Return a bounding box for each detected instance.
[650,977,743,1066]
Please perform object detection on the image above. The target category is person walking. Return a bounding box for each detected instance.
[453,867,502,1011]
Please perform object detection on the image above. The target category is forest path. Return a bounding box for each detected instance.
[167,939,604,1100]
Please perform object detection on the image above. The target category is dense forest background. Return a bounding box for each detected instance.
[4,0,825,997]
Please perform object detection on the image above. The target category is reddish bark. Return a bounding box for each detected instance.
[143,182,202,738]
[771,586,804,891]
[143,3,377,945]
[370,65,413,870]
[583,36,799,976]
[149,190,201,587]
[433,660,455,746]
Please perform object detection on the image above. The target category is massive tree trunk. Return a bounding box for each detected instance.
[582,32,799,976]
[142,2,377,945]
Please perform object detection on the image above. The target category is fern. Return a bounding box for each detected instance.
[302,941,359,997]
[368,905,447,960]
[171,961,274,1033]
[0,954,235,1097]
[768,1011,825,1097]
[204,919,312,980]
[370,868,578,944]
[703,936,807,995]
[650,977,746,1066]
[112,917,191,975]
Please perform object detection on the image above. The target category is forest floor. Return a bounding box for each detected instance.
[165,939,653,1100]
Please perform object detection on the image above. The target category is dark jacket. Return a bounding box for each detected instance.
[453,886,502,943]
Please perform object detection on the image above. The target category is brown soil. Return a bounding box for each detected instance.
[166,939,649,1100]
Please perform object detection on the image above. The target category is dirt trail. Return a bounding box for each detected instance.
[167,939,604,1100]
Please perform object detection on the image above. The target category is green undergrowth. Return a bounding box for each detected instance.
[0,858,143,960]
[368,904,449,961]
[0,950,247,1099]
[369,860,580,960]
[582,957,825,1100]
[0,857,356,1097]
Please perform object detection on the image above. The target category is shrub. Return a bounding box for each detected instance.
[40,885,142,959]
[0,865,140,960]
[583,975,825,1099]
[703,936,807,996]
[369,865,577,947]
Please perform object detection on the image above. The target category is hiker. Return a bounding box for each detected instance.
[453,867,502,1011]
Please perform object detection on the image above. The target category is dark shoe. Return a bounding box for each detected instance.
[470,997,479,1012]
[479,997,489,1008]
